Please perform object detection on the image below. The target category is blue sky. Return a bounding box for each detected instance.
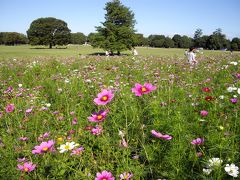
[0,0,239,39]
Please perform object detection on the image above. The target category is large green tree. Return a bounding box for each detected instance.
[27,17,71,48]
[206,28,229,50]
[231,37,240,51]
[92,0,136,54]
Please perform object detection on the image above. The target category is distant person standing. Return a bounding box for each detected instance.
[186,47,197,65]
[105,50,109,57]
[132,48,138,56]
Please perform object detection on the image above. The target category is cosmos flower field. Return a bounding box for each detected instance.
[0,53,239,179]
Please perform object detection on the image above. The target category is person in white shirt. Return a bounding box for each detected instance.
[132,48,138,56]
[186,47,197,65]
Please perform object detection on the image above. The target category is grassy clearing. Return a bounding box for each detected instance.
[0,51,240,179]
[0,45,236,60]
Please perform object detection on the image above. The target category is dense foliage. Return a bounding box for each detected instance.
[71,33,86,45]
[27,17,71,48]
[0,32,28,45]
[91,0,136,54]
[0,53,239,179]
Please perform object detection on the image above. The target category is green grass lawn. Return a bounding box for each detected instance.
[0,45,236,60]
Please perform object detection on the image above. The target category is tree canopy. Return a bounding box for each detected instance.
[27,17,71,48]
[92,0,136,54]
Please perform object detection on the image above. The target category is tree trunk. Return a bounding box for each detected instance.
[49,43,52,49]
[117,51,120,56]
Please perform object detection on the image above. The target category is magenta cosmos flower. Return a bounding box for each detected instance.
[131,83,156,96]
[32,140,55,154]
[200,110,208,117]
[5,104,15,113]
[17,162,36,173]
[88,109,109,123]
[191,138,204,145]
[95,170,115,180]
[94,89,114,105]
[91,125,103,136]
[230,98,238,104]
[151,130,172,140]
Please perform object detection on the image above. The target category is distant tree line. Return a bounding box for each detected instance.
[0,32,28,45]
[85,28,240,51]
[1,28,239,51]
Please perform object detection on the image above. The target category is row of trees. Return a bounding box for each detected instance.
[2,29,239,51]
[1,0,239,52]
[0,32,28,45]
[0,31,87,46]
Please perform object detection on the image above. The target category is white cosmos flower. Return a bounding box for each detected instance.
[18,84,23,88]
[238,88,240,95]
[227,87,234,92]
[45,103,51,107]
[65,79,70,83]
[219,95,224,99]
[203,168,212,175]
[225,164,239,177]
[208,157,223,167]
[59,142,79,153]
[230,61,238,66]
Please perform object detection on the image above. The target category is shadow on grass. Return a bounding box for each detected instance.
[88,52,130,56]
[30,47,67,49]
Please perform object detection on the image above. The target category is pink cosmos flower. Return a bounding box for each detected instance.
[95,170,115,180]
[38,132,50,141]
[32,140,55,154]
[191,138,204,145]
[71,147,84,156]
[200,110,208,117]
[4,86,13,93]
[91,125,103,136]
[5,104,15,113]
[17,162,36,173]
[202,87,211,93]
[131,83,156,96]
[94,89,114,105]
[151,130,172,140]
[88,109,109,123]
[25,108,33,114]
[119,172,133,180]
[236,73,240,79]
[119,138,128,148]
[18,137,29,141]
[72,117,77,125]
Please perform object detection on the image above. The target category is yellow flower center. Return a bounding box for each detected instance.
[24,167,29,172]
[141,87,147,92]
[42,147,48,151]
[57,137,63,142]
[97,115,103,120]
[65,145,70,150]
[101,95,108,101]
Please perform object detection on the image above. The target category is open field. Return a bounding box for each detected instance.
[0,45,237,60]
[0,48,240,179]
